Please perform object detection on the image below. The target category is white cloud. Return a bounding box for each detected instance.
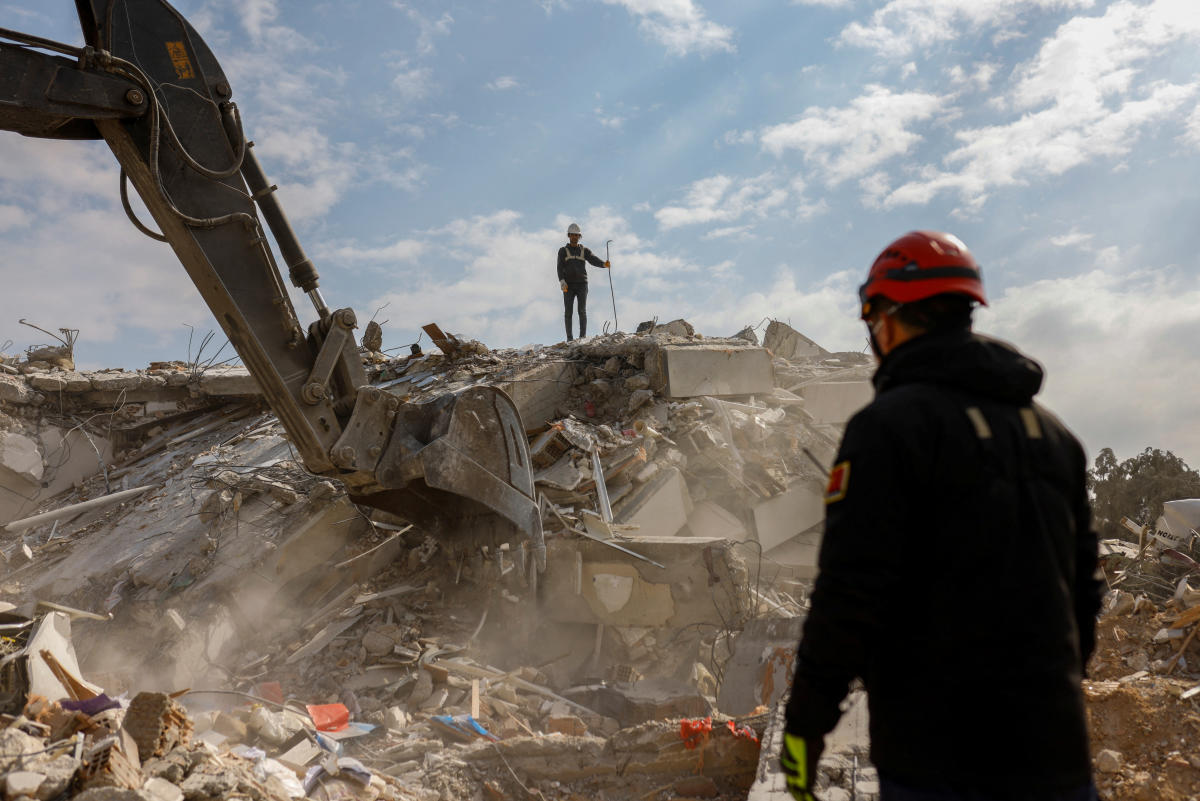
[237,0,281,42]
[0,204,31,232]
[703,225,755,240]
[883,0,1200,209]
[1185,102,1200,148]
[946,62,998,91]
[601,0,735,56]
[839,0,1096,57]
[720,129,756,146]
[487,76,520,91]
[791,0,851,6]
[655,172,790,230]
[1050,230,1094,248]
[365,208,723,344]
[392,5,454,56]
[978,263,1200,467]
[320,239,427,265]
[760,85,946,184]
[689,269,865,353]
[595,108,626,129]
[393,65,435,102]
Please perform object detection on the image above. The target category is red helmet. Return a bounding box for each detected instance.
[859,230,986,318]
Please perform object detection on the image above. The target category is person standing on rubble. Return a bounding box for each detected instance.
[780,231,1101,801]
[557,222,609,341]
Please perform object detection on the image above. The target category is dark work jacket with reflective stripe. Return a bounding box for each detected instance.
[557,244,605,284]
[784,328,1100,792]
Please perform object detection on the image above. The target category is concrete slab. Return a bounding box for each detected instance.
[0,431,42,485]
[798,381,873,425]
[540,536,750,628]
[499,361,576,429]
[716,616,805,716]
[647,344,775,398]
[762,321,830,362]
[197,367,261,397]
[614,465,692,537]
[687,500,748,541]
[763,524,824,579]
[753,481,825,552]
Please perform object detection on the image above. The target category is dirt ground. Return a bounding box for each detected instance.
[1086,604,1200,800]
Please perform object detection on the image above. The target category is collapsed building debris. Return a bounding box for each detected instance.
[6,318,1192,799]
[0,319,869,800]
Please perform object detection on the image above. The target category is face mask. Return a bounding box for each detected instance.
[866,314,886,360]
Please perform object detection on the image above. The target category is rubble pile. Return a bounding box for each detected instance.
[1081,583,1200,800]
[13,319,1191,800]
[0,321,878,800]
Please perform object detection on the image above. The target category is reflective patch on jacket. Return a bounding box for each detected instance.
[825,461,850,504]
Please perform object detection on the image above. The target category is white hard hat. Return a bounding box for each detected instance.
[567,223,582,236]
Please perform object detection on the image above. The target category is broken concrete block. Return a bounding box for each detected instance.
[499,361,576,428]
[615,465,692,537]
[0,430,43,484]
[687,500,748,542]
[624,373,650,390]
[196,367,260,397]
[1096,749,1123,773]
[28,372,68,392]
[142,777,184,801]
[763,524,825,579]
[123,692,193,759]
[89,372,146,392]
[0,374,36,404]
[716,616,805,716]
[529,428,570,468]
[546,715,588,736]
[637,318,695,337]
[753,481,824,552]
[6,771,45,797]
[629,388,654,411]
[540,536,749,628]
[762,321,830,361]
[797,381,873,425]
[647,344,775,398]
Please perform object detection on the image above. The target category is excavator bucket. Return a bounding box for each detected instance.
[350,385,545,570]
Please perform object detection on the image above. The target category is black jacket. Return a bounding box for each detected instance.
[785,329,1100,792]
[557,244,605,284]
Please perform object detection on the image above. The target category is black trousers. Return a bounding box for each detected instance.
[563,282,588,340]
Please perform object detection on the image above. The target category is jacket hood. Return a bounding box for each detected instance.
[873,329,1044,403]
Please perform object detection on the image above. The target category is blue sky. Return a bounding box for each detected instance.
[2,0,1200,470]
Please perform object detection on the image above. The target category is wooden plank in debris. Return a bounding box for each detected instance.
[433,658,598,718]
[287,613,362,664]
[421,323,461,357]
[1169,604,1200,629]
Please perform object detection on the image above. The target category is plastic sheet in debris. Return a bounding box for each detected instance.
[231,745,307,798]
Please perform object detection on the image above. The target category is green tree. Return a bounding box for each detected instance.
[1087,447,1200,541]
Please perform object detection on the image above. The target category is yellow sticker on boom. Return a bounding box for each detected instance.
[165,41,195,80]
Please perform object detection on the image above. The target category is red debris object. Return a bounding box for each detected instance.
[254,681,285,705]
[306,703,350,732]
[680,716,713,750]
[585,401,596,418]
[726,720,759,743]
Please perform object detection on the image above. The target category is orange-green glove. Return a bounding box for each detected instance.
[604,260,610,268]
[780,732,822,801]
[560,279,568,292]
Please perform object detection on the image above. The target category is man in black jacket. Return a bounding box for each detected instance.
[557,222,609,341]
[781,231,1100,801]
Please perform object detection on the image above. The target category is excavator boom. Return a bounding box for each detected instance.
[0,2,543,566]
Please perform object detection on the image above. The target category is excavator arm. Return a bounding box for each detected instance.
[0,1,543,567]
